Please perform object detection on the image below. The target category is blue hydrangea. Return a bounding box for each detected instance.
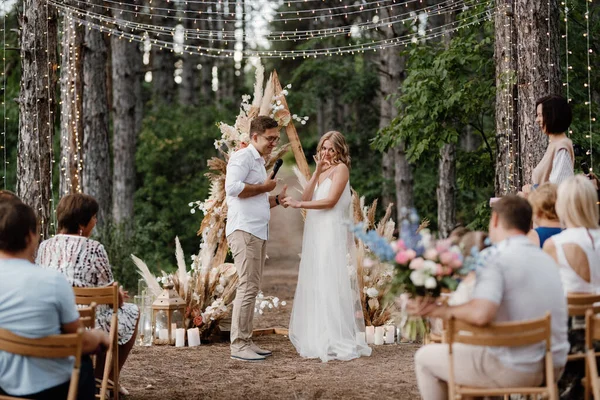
[350,223,396,262]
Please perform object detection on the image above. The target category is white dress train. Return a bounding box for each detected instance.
[289,176,372,362]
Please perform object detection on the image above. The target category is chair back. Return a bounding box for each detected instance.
[0,328,84,400]
[73,283,119,313]
[78,303,97,329]
[446,313,556,400]
[567,293,600,317]
[447,312,551,350]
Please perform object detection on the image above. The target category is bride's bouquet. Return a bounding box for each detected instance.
[351,208,466,341]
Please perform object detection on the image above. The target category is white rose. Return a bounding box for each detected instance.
[423,260,438,274]
[424,277,437,289]
[410,270,425,286]
[366,287,379,298]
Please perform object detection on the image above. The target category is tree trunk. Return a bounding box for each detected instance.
[378,7,414,221]
[436,10,456,237]
[112,1,142,226]
[82,0,111,230]
[151,0,177,106]
[18,0,58,239]
[437,143,456,238]
[516,0,561,184]
[494,2,520,195]
[179,0,201,106]
[59,10,84,196]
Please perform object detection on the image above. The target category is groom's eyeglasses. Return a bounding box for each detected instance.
[262,135,280,144]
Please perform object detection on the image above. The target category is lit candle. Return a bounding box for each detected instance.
[187,327,201,347]
[384,325,395,344]
[175,328,186,347]
[365,326,375,344]
[158,328,169,341]
[374,327,384,345]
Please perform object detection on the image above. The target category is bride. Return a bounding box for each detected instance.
[282,131,371,362]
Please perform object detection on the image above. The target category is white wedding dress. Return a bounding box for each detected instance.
[289,173,372,362]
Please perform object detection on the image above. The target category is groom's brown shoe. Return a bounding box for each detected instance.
[249,342,272,357]
[230,348,266,362]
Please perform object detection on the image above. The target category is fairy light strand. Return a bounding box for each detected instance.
[49,0,479,43]
[2,0,6,189]
[46,0,56,232]
[584,0,593,171]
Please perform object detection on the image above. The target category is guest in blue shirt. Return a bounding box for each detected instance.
[527,182,562,247]
[0,200,108,399]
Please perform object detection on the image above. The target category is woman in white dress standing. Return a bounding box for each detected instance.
[282,131,371,362]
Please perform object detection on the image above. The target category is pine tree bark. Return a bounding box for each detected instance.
[436,10,457,237]
[494,2,520,195]
[112,2,142,226]
[151,0,177,106]
[82,0,111,230]
[378,8,414,220]
[59,10,84,196]
[179,1,201,106]
[18,0,58,239]
[516,0,561,184]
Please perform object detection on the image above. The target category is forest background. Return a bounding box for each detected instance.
[2,0,599,290]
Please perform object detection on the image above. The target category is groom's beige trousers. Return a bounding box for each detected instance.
[228,230,267,353]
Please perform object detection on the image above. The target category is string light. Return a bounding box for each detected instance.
[562,0,571,105]
[51,4,493,59]
[2,0,6,189]
[46,0,56,232]
[49,0,478,43]
[584,0,593,171]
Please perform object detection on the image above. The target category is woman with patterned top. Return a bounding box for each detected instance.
[36,193,139,392]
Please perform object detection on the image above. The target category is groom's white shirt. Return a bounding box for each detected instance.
[225,144,270,240]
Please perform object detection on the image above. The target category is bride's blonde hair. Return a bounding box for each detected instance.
[316,131,351,168]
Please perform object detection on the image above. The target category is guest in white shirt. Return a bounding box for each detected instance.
[225,116,288,362]
[408,195,569,400]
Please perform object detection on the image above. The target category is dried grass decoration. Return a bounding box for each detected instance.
[132,61,301,340]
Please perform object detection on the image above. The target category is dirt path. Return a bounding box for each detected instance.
[120,167,420,399]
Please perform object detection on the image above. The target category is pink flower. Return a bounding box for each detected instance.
[395,251,411,265]
[439,251,454,265]
[395,239,406,251]
[435,239,452,253]
[435,265,444,276]
[193,315,203,327]
[423,248,438,261]
[451,258,463,269]
[405,249,417,261]
[409,257,425,270]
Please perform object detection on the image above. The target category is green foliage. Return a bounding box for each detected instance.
[112,105,225,289]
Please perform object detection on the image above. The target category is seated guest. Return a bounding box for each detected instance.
[0,190,21,203]
[0,200,109,399]
[409,195,569,400]
[527,182,562,247]
[544,175,600,294]
[543,175,600,399]
[36,193,139,392]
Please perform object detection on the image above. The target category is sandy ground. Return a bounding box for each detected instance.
[120,169,421,399]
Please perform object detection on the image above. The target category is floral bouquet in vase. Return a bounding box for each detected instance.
[352,208,466,341]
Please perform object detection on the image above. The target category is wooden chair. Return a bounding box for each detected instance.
[79,303,97,329]
[0,328,84,400]
[585,309,600,400]
[446,313,557,400]
[567,293,600,361]
[73,283,119,400]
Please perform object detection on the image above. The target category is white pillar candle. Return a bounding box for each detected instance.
[365,326,375,344]
[158,328,169,341]
[357,331,366,344]
[384,325,395,344]
[187,327,201,347]
[175,328,186,347]
[374,326,384,345]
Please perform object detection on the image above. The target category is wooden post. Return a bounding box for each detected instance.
[271,71,311,180]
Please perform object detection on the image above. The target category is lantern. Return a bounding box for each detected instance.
[152,283,186,345]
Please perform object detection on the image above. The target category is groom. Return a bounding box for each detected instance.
[225,115,288,362]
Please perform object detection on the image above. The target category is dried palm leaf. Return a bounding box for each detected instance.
[259,73,274,116]
[376,203,394,236]
[175,237,188,296]
[366,199,378,230]
[131,254,162,297]
[351,190,362,224]
[417,219,430,233]
[265,144,291,170]
[252,63,264,108]
[206,157,228,174]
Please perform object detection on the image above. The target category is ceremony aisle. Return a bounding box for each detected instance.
[120,168,420,399]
